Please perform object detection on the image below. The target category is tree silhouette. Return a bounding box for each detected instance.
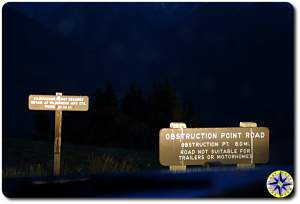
[32,80,196,152]
[121,83,146,120]
[146,79,183,150]
[120,83,148,149]
[91,81,118,146]
[183,101,199,127]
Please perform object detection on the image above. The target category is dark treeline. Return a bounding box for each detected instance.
[33,80,198,151]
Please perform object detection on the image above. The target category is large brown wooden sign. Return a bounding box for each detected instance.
[28,92,89,176]
[159,127,269,166]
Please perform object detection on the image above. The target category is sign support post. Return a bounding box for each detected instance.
[169,122,187,172]
[237,122,257,168]
[54,92,62,176]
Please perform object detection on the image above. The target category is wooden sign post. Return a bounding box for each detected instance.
[54,93,63,176]
[169,122,187,172]
[28,92,89,176]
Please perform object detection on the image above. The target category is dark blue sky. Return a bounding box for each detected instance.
[2,2,294,164]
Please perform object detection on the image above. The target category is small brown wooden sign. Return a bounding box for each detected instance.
[159,127,269,166]
[28,95,89,111]
[28,92,89,176]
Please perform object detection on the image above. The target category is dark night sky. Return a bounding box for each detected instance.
[2,2,294,164]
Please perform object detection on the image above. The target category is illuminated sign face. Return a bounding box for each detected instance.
[28,95,89,111]
[159,127,269,166]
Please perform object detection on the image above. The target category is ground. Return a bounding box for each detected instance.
[2,137,158,177]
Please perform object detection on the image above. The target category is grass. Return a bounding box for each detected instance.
[87,154,139,174]
[2,155,140,178]
[3,164,50,178]
[2,137,158,178]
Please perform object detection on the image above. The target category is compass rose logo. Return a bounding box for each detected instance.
[266,170,294,198]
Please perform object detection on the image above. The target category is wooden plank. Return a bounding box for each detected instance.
[28,94,89,111]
